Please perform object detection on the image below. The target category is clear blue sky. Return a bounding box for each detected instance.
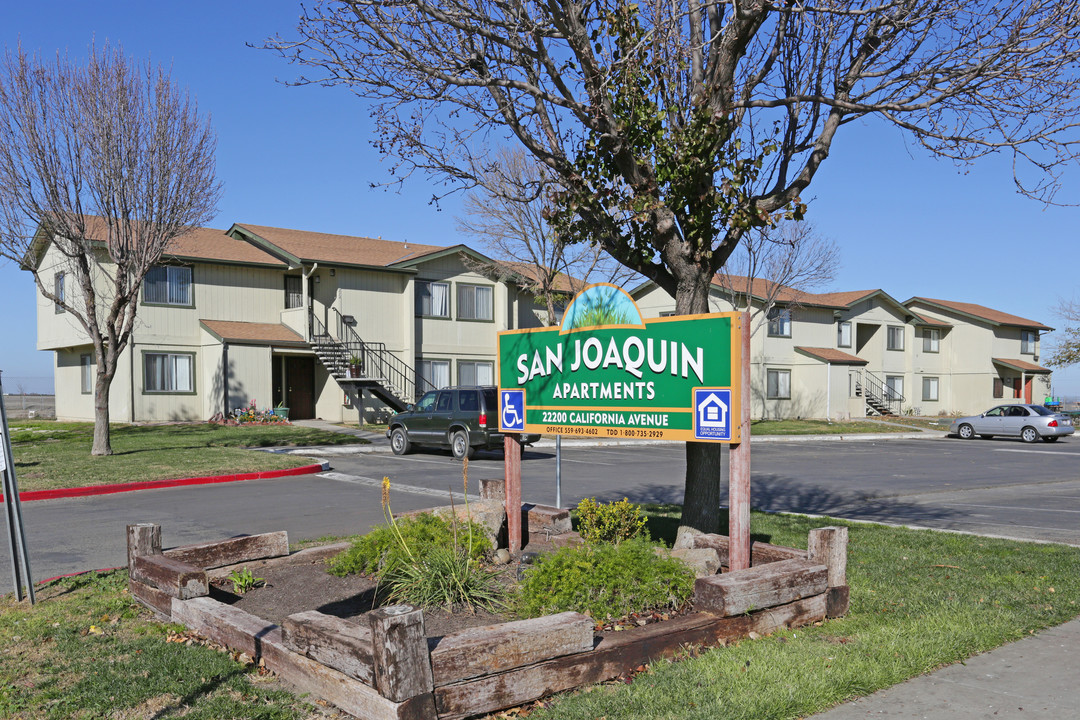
[1,2,1078,398]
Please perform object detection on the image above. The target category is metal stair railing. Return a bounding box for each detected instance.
[858,370,903,416]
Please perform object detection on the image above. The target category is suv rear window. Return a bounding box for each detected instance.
[458,390,480,412]
[483,389,497,413]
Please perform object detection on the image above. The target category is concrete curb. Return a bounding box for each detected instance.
[4,461,331,503]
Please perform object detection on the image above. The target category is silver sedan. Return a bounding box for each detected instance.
[950,404,1075,443]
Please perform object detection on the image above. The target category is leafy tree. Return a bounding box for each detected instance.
[268,0,1080,531]
[1047,300,1080,369]
[0,44,221,456]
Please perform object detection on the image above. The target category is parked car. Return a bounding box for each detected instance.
[949,404,1075,443]
[386,385,541,459]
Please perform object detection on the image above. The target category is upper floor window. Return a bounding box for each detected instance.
[143,266,193,307]
[416,281,450,318]
[457,284,493,321]
[284,276,303,309]
[922,328,940,353]
[1021,330,1036,355]
[54,271,65,314]
[767,307,791,337]
[837,321,852,348]
[887,325,905,351]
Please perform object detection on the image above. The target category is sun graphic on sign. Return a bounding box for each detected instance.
[559,283,645,334]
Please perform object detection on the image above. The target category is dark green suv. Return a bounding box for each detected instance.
[386,385,540,460]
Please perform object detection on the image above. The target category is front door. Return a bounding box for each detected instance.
[285,356,316,420]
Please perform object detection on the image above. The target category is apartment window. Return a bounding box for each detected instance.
[54,272,65,313]
[658,310,677,317]
[767,307,791,337]
[457,284,493,321]
[837,321,852,348]
[143,352,194,393]
[885,375,904,401]
[419,359,450,390]
[416,281,450,318]
[284,276,303,309]
[887,325,905,351]
[1021,330,1036,355]
[458,360,493,386]
[766,369,791,399]
[80,354,92,394]
[143,266,193,306]
[922,328,940,353]
[922,376,939,402]
[993,377,1004,399]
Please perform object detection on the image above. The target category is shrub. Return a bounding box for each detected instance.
[327,512,491,577]
[385,544,505,612]
[515,537,694,620]
[575,497,647,545]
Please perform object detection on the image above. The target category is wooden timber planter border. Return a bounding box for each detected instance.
[126,521,849,720]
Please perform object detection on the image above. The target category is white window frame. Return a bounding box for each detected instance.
[766,369,791,399]
[143,352,195,393]
[887,325,905,351]
[80,354,93,394]
[416,281,450,318]
[837,321,852,348]
[456,283,494,322]
[458,360,494,386]
[143,265,193,307]
[922,376,939,402]
[54,271,65,314]
[922,328,940,353]
[885,375,904,401]
[767,307,791,338]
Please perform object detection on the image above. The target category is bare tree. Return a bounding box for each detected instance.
[267,0,1080,532]
[456,148,634,326]
[715,222,840,337]
[0,44,221,456]
[1047,298,1080,369]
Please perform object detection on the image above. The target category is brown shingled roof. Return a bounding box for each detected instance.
[200,320,306,345]
[909,297,1052,331]
[231,223,446,267]
[79,216,286,266]
[712,275,878,309]
[498,261,582,293]
[909,311,952,328]
[992,358,1052,374]
[795,347,868,365]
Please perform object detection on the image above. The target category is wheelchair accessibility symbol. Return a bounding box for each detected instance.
[501,390,525,431]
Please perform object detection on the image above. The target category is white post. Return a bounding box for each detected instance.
[826,361,832,422]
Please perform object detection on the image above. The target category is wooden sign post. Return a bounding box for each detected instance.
[728,315,751,571]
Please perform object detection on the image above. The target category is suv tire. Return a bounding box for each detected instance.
[390,427,411,455]
[451,430,475,460]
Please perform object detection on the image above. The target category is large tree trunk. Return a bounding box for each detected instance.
[674,266,725,533]
[91,371,114,456]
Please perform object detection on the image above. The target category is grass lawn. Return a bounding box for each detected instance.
[3,508,1078,719]
[749,418,914,435]
[8,421,368,492]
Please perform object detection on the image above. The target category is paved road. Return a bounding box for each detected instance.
[4,435,1079,584]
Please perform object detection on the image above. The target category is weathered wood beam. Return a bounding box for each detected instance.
[430,611,593,686]
[131,554,208,600]
[369,605,434,702]
[129,578,174,619]
[126,523,161,575]
[808,526,850,618]
[282,610,375,686]
[690,533,809,565]
[694,558,827,617]
[164,531,289,570]
[434,596,826,720]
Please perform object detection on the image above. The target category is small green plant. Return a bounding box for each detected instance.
[385,544,505,612]
[575,497,647,545]
[515,537,694,620]
[228,567,264,594]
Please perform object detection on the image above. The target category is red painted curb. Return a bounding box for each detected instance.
[2,463,327,503]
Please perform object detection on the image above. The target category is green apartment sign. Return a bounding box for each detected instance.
[497,284,743,443]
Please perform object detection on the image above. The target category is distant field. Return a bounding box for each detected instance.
[2,394,55,419]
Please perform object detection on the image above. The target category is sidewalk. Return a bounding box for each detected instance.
[809,617,1080,718]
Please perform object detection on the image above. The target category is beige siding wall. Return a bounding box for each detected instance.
[35,243,93,350]
[333,267,412,351]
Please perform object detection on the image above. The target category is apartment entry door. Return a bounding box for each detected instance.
[283,356,316,420]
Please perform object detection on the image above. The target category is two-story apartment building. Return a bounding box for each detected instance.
[632,277,1054,420]
[29,222,550,423]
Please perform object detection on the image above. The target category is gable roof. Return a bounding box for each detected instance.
[200,320,306,346]
[228,223,446,269]
[496,260,581,294]
[712,275,900,312]
[992,358,1052,374]
[906,297,1052,331]
[795,347,868,365]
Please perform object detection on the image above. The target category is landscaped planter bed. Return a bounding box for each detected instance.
[125,511,848,720]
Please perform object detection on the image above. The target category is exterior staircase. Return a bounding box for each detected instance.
[854,370,903,417]
[309,309,433,414]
